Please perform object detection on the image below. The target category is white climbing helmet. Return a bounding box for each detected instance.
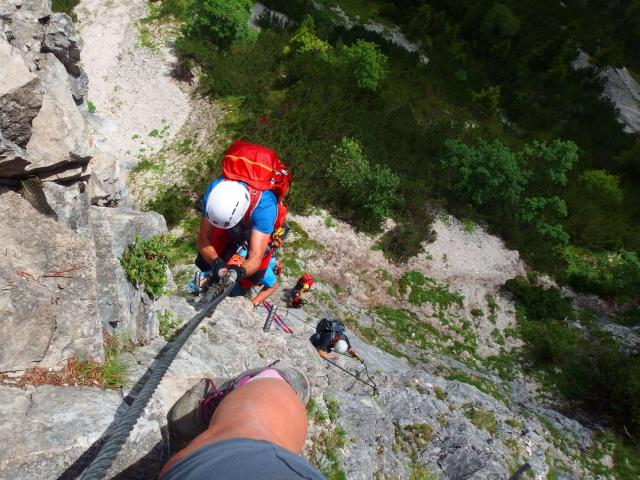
[204,180,251,229]
[333,339,348,354]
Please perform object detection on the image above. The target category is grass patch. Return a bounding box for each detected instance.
[120,235,170,299]
[463,404,498,437]
[375,306,440,351]
[87,100,96,114]
[17,333,129,389]
[399,271,463,310]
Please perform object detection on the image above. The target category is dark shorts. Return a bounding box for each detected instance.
[160,438,325,480]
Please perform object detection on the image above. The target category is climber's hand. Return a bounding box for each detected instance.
[223,264,246,280]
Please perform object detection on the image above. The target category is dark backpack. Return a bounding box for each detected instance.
[316,319,346,341]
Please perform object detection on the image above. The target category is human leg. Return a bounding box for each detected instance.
[251,281,279,307]
[162,371,309,476]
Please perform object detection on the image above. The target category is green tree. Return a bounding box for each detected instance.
[339,40,388,92]
[480,4,520,39]
[182,0,256,50]
[328,137,369,188]
[283,18,330,56]
[520,196,569,244]
[520,139,579,187]
[441,139,527,206]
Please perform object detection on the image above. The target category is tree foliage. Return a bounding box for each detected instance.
[339,39,388,91]
[441,139,526,205]
[182,0,256,50]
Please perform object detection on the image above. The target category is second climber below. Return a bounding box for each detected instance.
[187,141,291,296]
[310,318,362,362]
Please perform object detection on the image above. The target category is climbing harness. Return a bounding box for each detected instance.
[323,357,378,395]
[78,272,239,480]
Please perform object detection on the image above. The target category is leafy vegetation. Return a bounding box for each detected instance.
[399,271,463,310]
[505,276,640,437]
[52,0,80,21]
[158,310,181,341]
[120,235,170,299]
[145,185,193,228]
[181,0,256,50]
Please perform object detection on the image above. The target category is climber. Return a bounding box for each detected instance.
[310,318,362,362]
[251,256,282,308]
[232,246,282,308]
[186,141,291,297]
[287,273,314,308]
[161,366,323,480]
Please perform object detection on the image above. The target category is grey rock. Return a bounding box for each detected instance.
[89,206,166,342]
[0,33,42,146]
[0,9,46,63]
[88,151,125,206]
[69,64,88,102]
[0,0,52,18]
[0,385,162,480]
[601,66,640,134]
[42,180,90,233]
[25,53,93,175]
[42,12,82,75]
[0,190,102,372]
[37,158,90,181]
[0,130,29,176]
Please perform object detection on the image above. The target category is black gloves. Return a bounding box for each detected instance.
[210,258,226,282]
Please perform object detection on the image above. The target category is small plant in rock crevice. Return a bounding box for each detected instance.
[158,310,181,341]
[120,235,170,299]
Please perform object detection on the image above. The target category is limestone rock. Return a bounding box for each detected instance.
[25,53,92,175]
[42,180,90,233]
[0,33,42,146]
[42,12,82,75]
[601,66,640,134]
[37,159,90,181]
[0,130,29,176]
[0,385,163,480]
[88,151,125,206]
[0,1,52,18]
[0,190,103,372]
[0,9,46,63]
[70,64,88,102]
[89,206,166,342]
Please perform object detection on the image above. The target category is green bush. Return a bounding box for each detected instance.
[182,0,256,50]
[339,39,388,91]
[120,235,170,299]
[561,246,640,301]
[519,196,569,244]
[328,137,369,188]
[145,185,192,228]
[505,276,640,435]
[52,0,80,20]
[327,137,401,229]
[379,217,435,263]
[441,139,526,206]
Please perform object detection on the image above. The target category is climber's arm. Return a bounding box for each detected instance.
[197,218,220,265]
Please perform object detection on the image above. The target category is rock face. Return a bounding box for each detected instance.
[90,206,167,342]
[601,66,640,134]
[42,13,83,75]
[0,131,29,176]
[0,33,42,146]
[88,151,125,206]
[0,190,103,372]
[26,53,93,174]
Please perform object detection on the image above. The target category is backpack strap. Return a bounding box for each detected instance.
[242,185,263,224]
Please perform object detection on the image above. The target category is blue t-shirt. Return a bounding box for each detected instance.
[202,177,278,234]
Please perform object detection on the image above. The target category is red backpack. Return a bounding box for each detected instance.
[222,140,291,229]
